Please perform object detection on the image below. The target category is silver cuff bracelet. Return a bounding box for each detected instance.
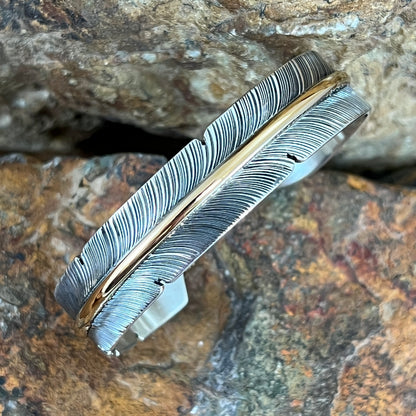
[55,51,370,356]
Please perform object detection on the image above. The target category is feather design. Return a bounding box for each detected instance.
[89,85,370,353]
[54,51,370,354]
[55,51,332,319]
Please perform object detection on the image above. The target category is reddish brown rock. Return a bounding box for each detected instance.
[0,153,229,415]
[195,173,416,415]
[0,154,415,415]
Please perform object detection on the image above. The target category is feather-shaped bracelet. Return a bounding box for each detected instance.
[55,51,370,356]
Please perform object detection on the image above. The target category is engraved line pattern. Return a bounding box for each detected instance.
[90,86,370,353]
[55,51,333,319]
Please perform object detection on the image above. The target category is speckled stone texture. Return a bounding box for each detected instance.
[0,153,415,415]
[0,0,415,168]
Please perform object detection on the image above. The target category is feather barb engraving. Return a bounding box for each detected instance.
[76,71,350,330]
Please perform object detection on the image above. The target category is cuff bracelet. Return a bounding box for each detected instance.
[55,51,370,356]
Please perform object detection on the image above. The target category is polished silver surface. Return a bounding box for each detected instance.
[55,51,370,355]
[111,274,188,356]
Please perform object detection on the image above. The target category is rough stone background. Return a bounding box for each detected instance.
[0,153,415,415]
[1,0,416,415]
[0,0,415,169]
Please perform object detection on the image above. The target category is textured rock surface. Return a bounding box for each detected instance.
[0,153,416,415]
[197,174,416,415]
[0,0,415,168]
[0,82,101,154]
[0,153,229,415]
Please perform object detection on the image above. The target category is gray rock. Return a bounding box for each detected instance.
[0,0,415,168]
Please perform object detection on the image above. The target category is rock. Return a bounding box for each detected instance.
[0,79,102,153]
[0,1,415,168]
[0,153,415,415]
[376,166,416,188]
[0,153,229,415]
[195,173,416,415]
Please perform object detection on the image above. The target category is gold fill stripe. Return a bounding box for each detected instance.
[77,71,350,330]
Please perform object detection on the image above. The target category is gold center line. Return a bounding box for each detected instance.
[77,71,349,330]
